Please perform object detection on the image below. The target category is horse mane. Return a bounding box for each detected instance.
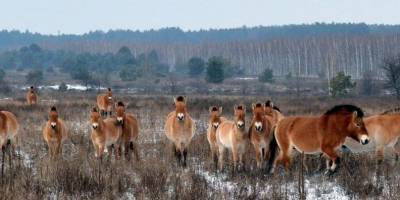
[30,86,34,89]
[51,106,57,112]
[107,88,111,92]
[237,105,243,110]
[176,96,185,102]
[117,101,125,107]
[255,103,262,108]
[324,104,364,117]
[380,107,400,115]
[211,106,218,111]
[265,101,281,112]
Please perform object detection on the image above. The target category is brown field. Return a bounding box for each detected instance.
[0,92,399,199]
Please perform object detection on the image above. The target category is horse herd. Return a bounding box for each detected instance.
[1,87,400,175]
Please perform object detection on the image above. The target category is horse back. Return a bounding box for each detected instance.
[97,94,108,110]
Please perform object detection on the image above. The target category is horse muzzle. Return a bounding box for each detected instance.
[50,122,57,129]
[255,122,263,132]
[92,123,99,130]
[360,135,370,145]
[237,121,245,129]
[116,117,124,125]
[212,122,220,129]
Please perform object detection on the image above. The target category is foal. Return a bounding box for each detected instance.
[90,108,122,160]
[249,103,274,169]
[216,105,248,171]
[206,106,225,165]
[115,102,140,160]
[26,86,38,105]
[43,107,68,159]
[164,96,195,167]
[97,88,113,117]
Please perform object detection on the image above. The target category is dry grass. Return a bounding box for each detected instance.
[0,92,399,199]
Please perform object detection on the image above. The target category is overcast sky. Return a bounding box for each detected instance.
[1,0,399,35]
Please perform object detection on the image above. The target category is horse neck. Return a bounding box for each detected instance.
[320,114,348,135]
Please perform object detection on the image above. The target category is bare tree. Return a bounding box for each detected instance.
[382,55,400,99]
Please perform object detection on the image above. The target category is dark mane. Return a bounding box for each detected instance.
[107,88,111,91]
[117,101,125,107]
[30,86,34,89]
[211,106,218,111]
[176,96,185,102]
[50,106,57,112]
[265,100,281,112]
[380,107,400,115]
[237,105,243,110]
[92,107,98,112]
[255,103,262,108]
[324,105,364,117]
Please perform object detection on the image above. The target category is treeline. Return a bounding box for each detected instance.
[1,23,400,78]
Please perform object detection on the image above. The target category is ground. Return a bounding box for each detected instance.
[0,92,399,199]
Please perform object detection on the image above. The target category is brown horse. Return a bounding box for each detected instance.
[361,109,400,160]
[206,106,226,165]
[115,101,140,160]
[164,96,195,167]
[268,105,369,174]
[43,107,68,159]
[249,103,274,169]
[26,86,38,105]
[216,105,248,171]
[97,88,113,117]
[90,107,122,160]
[264,100,284,125]
[0,111,19,154]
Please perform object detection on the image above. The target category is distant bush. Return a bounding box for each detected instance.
[206,56,225,83]
[258,68,274,83]
[25,69,44,86]
[59,82,68,92]
[330,71,355,97]
[188,57,205,77]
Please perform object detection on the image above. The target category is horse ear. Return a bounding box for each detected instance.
[173,96,177,104]
[352,111,358,120]
[219,107,223,114]
[252,103,256,111]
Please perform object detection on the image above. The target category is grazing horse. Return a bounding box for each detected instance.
[361,108,400,160]
[206,106,226,165]
[164,96,195,167]
[43,107,68,159]
[216,105,248,171]
[90,107,122,160]
[26,86,38,105]
[115,102,140,160]
[0,111,19,153]
[268,105,369,174]
[97,88,113,117]
[249,103,274,169]
[264,100,284,125]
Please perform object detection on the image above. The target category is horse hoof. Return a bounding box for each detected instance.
[324,169,336,176]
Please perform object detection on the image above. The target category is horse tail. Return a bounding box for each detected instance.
[267,125,279,173]
[380,107,400,115]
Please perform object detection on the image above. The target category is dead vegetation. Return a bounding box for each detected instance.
[0,92,399,199]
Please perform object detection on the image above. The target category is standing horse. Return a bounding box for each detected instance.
[43,107,68,159]
[164,96,195,167]
[361,108,400,160]
[268,105,369,174]
[249,103,274,169]
[0,111,19,153]
[206,106,225,166]
[26,86,38,105]
[97,88,113,117]
[216,105,248,171]
[90,107,122,160]
[115,102,140,160]
[264,100,284,125]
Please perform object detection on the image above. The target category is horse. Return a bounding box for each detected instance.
[115,101,140,161]
[26,86,38,105]
[268,105,370,175]
[249,103,274,169]
[361,108,400,160]
[164,96,195,167]
[97,88,113,117]
[216,105,248,171]
[264,100,284,125]
[0,111,19,154]
[43,107,68,159]
[90,107,122,160]
[206,106,226,166]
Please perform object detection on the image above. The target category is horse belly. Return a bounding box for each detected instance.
[291,140,321,154]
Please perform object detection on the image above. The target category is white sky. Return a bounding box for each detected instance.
[0,0,399,35]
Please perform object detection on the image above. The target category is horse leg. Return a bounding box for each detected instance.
[124,142,130,161]
[375,146,385,164]
[238,149,245,172]
[232,146,239,172]
[255,147,262,169]
[391,146,400,161]
[173,143,182,165]
[218,145,225,171]
[322,147,339,174]
[1,146,5,178]
[183,148,188,167]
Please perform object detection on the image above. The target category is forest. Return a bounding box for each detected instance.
[1,23,400,79]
